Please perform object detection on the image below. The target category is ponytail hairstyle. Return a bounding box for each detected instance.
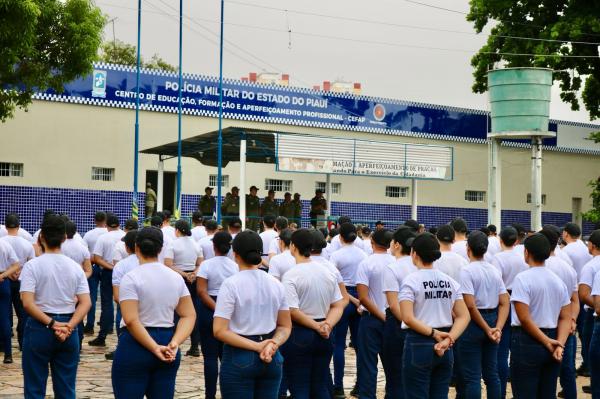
[135,227,164,258]
[212,231,233,256]
[291,229,314,258]
[411,232,442,264]
[310,229,328,254]
[232,230,263,266]
[339,222,357,243]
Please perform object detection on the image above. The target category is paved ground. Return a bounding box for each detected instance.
[0,314,593,398]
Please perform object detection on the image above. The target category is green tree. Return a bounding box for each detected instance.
[0,0,105,122]
[467,1,600,119]
[582,177,600,224]
[99,40,177,73]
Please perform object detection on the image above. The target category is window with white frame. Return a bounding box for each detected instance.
[385,186,408,198]
[527,193,547,205]
[265,178,292,192]
[465,190,486,202]
[91,167,114,182]
[0,162,23,177]
[315,181,342,194]
[209,174,229,187]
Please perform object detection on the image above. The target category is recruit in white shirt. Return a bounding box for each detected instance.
[268,250,296,280]
[433,251,468,282]
[591,271,600,316]
[282,261,343,319]
[0,240,18,272]
[196,256,239,296]
[382,256,418,307]
[546,255,578,295]
[578,256,600,289]
[0,235,34,266]
[161,225,177,242]
[355,253,395,314]
[399,268,462,329]
[93,230,125,265]
[328,234,366,254]
[260,229,278,261]
[163,236,203,272]
[491,248,529,290]
[191,226,207,242]
[329,245,368,287]
[112,254,140,287]
[198,235,216,260]
[563,240,593,279]
[451,240,469,261]
[310,255,344,284]
[61,238,91,266]
[112,241,128,263]
[510,267,570,328]
[19,254,89,314]
[83,227,108,253]
[214,269,289,336]
[119,262,189,328]
[459,261,507,309]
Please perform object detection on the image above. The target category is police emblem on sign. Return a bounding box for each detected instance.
[92,70,107,98]
[373,104,386,121]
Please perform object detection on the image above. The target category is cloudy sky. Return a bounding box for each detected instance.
[96,0,592,123]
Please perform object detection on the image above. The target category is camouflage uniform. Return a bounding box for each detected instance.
[246,194,261,232]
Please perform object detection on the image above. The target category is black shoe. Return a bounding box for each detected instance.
[557,390,565,398]
[349,384,358,397]
[576,364,590,377]
[186,347,200,357]
[88,337,106,347]
[105,351,115,360]
[3,355,13,364]
[583,385,592,394]
[83,327,94,336]
[333,388,345,399]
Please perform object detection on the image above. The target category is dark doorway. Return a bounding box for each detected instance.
[146,170,177,214]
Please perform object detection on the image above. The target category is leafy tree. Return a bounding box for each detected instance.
[99,40,177,73]
[467,1,600,120]
[582,177,600,224]
[0,0,105,122]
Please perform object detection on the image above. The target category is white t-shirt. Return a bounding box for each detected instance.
[1,226,34,243]
[83,227,108,253]
[491,248,529,290]
[198,234,216,261]
[93,229,125,265]
[34,229,83,245]
[268,237,282,257]
[563,240,593,279]
[19,253,89,313]
[546,255,578,295]
[112,254,139,286]
[578,256,600,289]
[591,271,600,316]
[310,255,344,284]
[382,256,418,307]
[161,225,177,242]
[268,250,296,280]
[399,268,462,329]
[197,256,239,296]
[554,245,574,266]
[191,226,207,242]
[0,240,18,272]
[260,229,278,261]
[119,262,189,328]
[282,261,342,319]
[433,251,468,281]
[361,238,374,255]
[112,241,128,263]
[329,245,368,286]
[355,253,395,314]
[510,267,570,328]
[328,234,366,254]
[0,235,34,266]
[459,261,507,309]
[61,238,91,266]
[487,236,502,257]
[451,240,469,261]
[163,236,202,272]
[214,269,289,336]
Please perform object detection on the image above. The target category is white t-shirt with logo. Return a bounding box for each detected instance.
[93,229,125,266]
[215,269,289,335]
[0,235,34,266]
[459,261,507,309]
[83,227,108,253]
[112,254,140,286]
[119,262,189,328]
[197,256,239,296]
[163,236,202,272]
[191,226,207,242]
[563,240,593,279]
[510,267,570,328]
[0,240,18,272]
[282,261,343,319]
[19,253,89,313]
[433,251,468,282]
[260,229,278,261]
[355,253,395,314]
[310,255,343,284]
[546,255,578,295]
[198,234,216,260]
[61,238,91,266]
[329,245,368,287]
[491,248,529,290]
[382,256,418,307]
[451,240,469,261]
[399,268,462,329]
[268,250,295,280]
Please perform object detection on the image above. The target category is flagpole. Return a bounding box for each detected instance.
[216,0,225,224]
[132,0,142,220]
[175,0,183,219]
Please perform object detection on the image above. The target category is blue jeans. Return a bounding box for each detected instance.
[582,308,595,372]
[0,279,13,356]
[115,304,122,336]
[333,285,361,389]
[497,311,511,399]
[357,313,384,399]
[99,268,114,338]
[559,334,577,399]
[199,298,223,399]
[112,328,181,399]
[402,329,454,399]
[10,279,25,350]
[281,323,334,399]
[382,310,406,399]
[590,320,600,398]
[510,327,560,399]
[22,315,80,399]
[220,343,283,399]
[456,310,501,399]
[85,264,101,330]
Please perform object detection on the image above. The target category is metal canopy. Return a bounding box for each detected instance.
[140,126,277,167]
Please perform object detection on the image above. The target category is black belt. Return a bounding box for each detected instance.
[507,289,512,295]
[478,308,498,314]
[292,318,325,328]
[512,326,556,334]
[240,331,275,342]
[123,326,173,333]
[44,313,74,318]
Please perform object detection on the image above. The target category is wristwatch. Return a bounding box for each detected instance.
[46,319,55,329]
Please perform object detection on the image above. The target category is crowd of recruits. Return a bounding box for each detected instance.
[0,208,600,399]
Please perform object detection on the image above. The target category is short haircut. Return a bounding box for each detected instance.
[123,230,138,253]
[94,211,107,223]
[539,228,559,252]
[499,226,518,247]
[291,229,314,257]
[337,215,351,225]
[563,222,581,238]
[205,219,218,232]
[192,211,203,223]
[479,227,491,236]
[263,214,276,229]
[467,230,488,258]
[524,233,551,263]
[150,215,162,227]
[41,215,66,249]
[162,210,171,221]
[487,224,497,234]
[404,219,420,231]
[450,218,467,234]
[65,221,77,239]
[4,213,20,228]
[279,229,293,247]
[275,216,289,231]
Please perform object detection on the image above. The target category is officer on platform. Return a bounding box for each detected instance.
[145,183,157,218]
[292,193,302,225]
[279,192,295,222]
[246,186,261,232]
[310,189,327,228]
[198,187,216,220]
[261,189,279,218]
[221,187,240,229]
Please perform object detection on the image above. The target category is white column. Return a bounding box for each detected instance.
[239,136,247,230]
[411,179,418,221]
[325,173,332,218]
[488,139,502,227]
[531,136,543,231]
[157,159,164,212]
